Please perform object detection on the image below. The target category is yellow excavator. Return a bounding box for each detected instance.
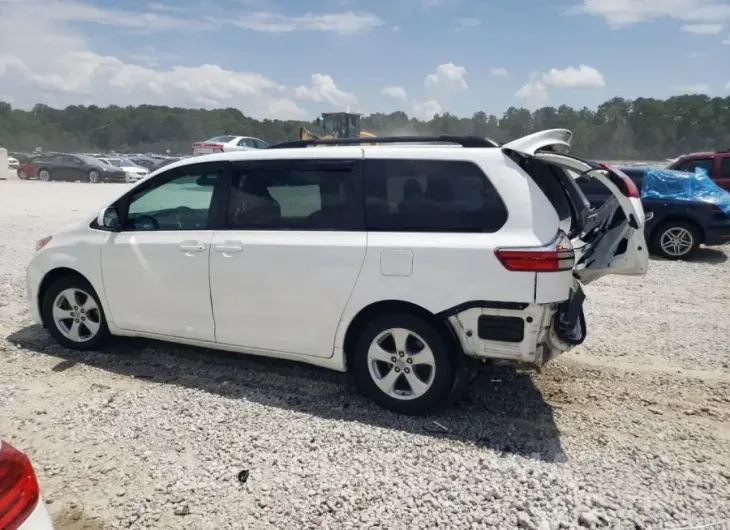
[300,112,377,145]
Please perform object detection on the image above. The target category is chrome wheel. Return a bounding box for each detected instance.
[366,328,436,401]
[39,169,50,182]
[89,170,101,183]
[52,288,101,343]
[660,227,694,257]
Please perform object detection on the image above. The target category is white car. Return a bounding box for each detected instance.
[26,129,648,415]
[192,135,269,156]
[97,157,149,183]
[8,156,19,170]
[1,441,54,530]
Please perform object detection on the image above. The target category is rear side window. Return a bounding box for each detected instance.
[208,136,235,143]
[225,161,363,231]
[363,159,508,232]
[676,158,714,178]
[721,157,730,178]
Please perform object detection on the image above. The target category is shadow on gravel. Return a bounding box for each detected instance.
[9,325,565,463]
[650,247,728,265]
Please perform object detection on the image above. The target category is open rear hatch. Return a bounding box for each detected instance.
[503,129,649,285]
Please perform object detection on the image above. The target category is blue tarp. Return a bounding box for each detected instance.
[641,167,730,215]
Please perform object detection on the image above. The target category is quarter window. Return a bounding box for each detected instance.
[363,159,508,232]
[677,158,714,179]
[226,161,362,230]
[124,168,219,231]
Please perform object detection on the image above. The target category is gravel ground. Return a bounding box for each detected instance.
[1,181,729,530]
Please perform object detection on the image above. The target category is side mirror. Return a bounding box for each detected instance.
[97,206,121,231]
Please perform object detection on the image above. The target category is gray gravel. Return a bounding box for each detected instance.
[1,181,729,530]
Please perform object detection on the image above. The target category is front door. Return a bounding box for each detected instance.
[100,163,224,341]
[209,155,367,358]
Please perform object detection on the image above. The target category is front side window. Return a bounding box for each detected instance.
[364,159,508,232]
[238,138,256,147]
[124,168,219,231]
[226,161,362,231]
[677,158,714,178]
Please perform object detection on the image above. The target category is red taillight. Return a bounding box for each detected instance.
[599,162,640,198]
[0,442,40,530]
[35,236,52,251]
[495,233,575,272]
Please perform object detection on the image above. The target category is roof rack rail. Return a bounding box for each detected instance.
[268,135,501,149]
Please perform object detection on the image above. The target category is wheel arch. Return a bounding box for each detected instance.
[650,216,705,245]
[341,299,463,371]
[37,267,92,326]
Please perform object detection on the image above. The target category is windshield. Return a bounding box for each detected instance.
[77,154,104,166]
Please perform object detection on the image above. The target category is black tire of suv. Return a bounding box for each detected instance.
[650,221,700,260]
[351,313,455,416]
[41,275,111,351]
[17,170,28,180]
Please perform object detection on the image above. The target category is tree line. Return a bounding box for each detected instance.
[1,94,729,160]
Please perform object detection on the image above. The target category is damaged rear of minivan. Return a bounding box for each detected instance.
[448,129,649,368]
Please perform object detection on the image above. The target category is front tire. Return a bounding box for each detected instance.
[651,221,700,260]
[351,313,455,415]
[38,169,51,182]
[41,276,110,350]
[88,170,101,183]
[17,170,28,180]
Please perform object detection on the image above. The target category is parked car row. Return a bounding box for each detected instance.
[14,152,186,183]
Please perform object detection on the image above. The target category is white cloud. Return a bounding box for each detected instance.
[515,78,549,107]
[515,65,605,107]
[0,0,316,119]
[294,74,358,108]
[672,83,710,93]
[234,11,383,35]
[490,67,509,78]
[541,65,605,88]
[381,86,407,100]
[424,63,468,90]
[412,99,442,120]
[452,17,481,30]
[723,35,730,44]
[569,0,730,29]
[682,23,724,33]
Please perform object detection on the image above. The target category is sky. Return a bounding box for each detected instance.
[0,0,729,120]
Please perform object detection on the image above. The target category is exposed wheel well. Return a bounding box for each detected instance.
[342,300,462,371]
[37,268,90,325]
[650,217,705,244]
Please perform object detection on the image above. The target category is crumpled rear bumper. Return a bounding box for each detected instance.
[446,286,586,368]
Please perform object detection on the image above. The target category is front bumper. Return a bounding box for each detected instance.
[26,259,45,326]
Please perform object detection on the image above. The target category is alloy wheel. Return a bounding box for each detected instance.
[660,227,694,257]
[366,327,437,401]
[52,288,101,343]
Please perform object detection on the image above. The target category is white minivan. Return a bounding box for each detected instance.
[26,129,648,415]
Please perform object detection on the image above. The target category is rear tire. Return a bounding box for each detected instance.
[651,221,700,260]
[41,276,110,351]
[351,313,455,415]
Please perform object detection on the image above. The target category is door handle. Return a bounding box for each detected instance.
[214,242,243,254]
[179,241,205,253]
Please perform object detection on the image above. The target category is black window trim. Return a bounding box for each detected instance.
[362,158,509,234]
[91,161,231,232]
[217,158,366,232]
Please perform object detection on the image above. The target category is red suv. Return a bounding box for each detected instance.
[667,150,730,191]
